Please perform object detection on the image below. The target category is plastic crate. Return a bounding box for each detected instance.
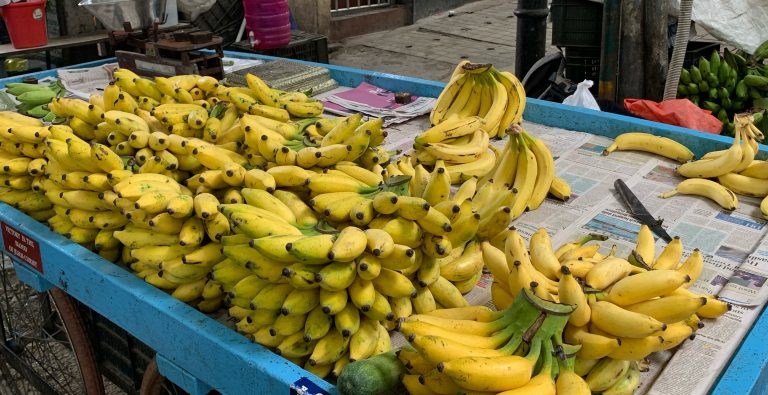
[228,30,329,64]
[191,0,244,47]
[671,41,721,69]
[551,0,603,48]
[564,46,601,83]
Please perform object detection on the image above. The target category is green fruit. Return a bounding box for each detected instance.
[717,108,729,123]
[709,88,719,98]
[678,84,689,97]
[749,87,763,99]
[681,68,692,85]
[16,89,56,106]
[719,62,732,85]
[702,101,721,113]
[732,100,745,111]
[721,96,732,110]
[710,50,721,75]
[730,68,738,79]
[699,57,711,75]
[744,74,768,90]
[719,87,730,100]
[337,351,405,395]
[688,83,700,95]
[698,80,710,94]
[736,80,748,99]
[26,104,50,118]
[707,73,720,88]
[690,95,700,106]
[691,66,703,83]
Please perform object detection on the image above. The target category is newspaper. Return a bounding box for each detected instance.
[320,82,436,126]
[374,116,768,395]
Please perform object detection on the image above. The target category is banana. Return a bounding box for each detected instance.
[677,131,742,178]
[328,226,367,262]
[316,261,357,292]
[652,236,683,270]
[601,362,640,395]
[308,329,349,366]
[559,266,591,327]
[590,301,667,338]
[660,178,738,210]
[317,288,347,315]
[422,129,489,164]
[303,305,334,342]
[718,172,768,197]
[603,132,694,162]
[607,269,691,305]
[585,358,630,392]
[428,276,468,308]
[584,257,634,290]
[624,294,708,324]
[678,248,703,286]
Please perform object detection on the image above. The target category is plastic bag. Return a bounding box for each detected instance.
[624,98,722,134]
[562,80,601,111]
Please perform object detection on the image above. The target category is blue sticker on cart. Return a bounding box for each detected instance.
[290,377,330,395]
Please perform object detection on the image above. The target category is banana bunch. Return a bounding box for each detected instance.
[430,61,526,139]
[37,125,133,259]
[676,45,768,135]
[242,112,385,169]
[645,115,768,213]
[0,112,53,221]
[397,288,581,394]
[413,117,496,183]
[464,126,567,242]
[483,225,728,394]
[5,80,65,120]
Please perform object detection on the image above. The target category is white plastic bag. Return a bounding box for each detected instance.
[562,80,601,111]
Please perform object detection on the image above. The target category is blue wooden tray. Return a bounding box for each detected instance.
[0,52,764,395]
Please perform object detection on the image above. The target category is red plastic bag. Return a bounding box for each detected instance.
[624,98,723,134]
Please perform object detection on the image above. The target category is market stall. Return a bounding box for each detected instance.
[0,52,766,395]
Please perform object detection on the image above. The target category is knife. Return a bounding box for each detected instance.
[614,178,673,243]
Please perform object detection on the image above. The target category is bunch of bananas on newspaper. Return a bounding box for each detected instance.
[397,224,729,394]
[412,61,527,182]
[603,113,768,218]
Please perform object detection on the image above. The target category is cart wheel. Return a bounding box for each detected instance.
[141,356,187,395]
[0,258,105,394]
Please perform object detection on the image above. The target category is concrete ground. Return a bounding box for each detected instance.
[329,0,559,82]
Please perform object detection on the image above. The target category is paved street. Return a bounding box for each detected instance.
[330,0,559,81]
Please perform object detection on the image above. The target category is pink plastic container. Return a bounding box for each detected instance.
[243,0,291,50]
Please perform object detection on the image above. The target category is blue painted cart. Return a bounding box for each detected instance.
[0,53,765,395]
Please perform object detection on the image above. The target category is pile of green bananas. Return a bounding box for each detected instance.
[5,80,66,121]
[677,40,768,135]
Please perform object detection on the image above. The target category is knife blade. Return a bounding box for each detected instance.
[614,178,673,243]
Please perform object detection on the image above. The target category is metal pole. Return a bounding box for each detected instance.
[514,0,549,79]
[644,0,668,101]
[618,0,643,101]
[598,0,621,100]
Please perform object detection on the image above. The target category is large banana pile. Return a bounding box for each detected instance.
[0,66,572,380]
[412,61,526,183]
